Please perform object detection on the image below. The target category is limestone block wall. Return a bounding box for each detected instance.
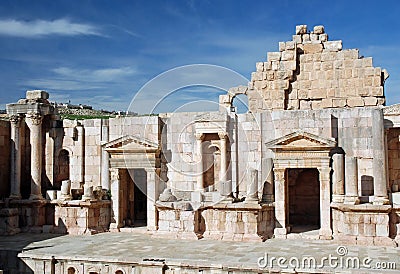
[248,25,386,112]
[201,206,274,241]
[53,201,111,235]
[257,108,380,198]
[109,116,160,143]
[332,207,395,246]
[157,208,200,239]
[0,120,10,197]
[80,119,102,186]
[160,112,208,196]
[236,113,263,195]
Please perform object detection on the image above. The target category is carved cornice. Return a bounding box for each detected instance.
[383,104,400,115]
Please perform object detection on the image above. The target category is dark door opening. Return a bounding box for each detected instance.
[287,168,320,233]
[121,169,147,227]
[132,169,147,226]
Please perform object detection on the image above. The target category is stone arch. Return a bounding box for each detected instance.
[219,85,249,113]
[115,270,125,274]
[67,267,76,274]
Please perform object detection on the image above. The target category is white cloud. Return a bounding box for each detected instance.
[0,19,101,38]
[53,66,137,82]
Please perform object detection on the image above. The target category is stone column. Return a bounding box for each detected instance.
[146,167,161,231]
[195,133,204,192]
[318,167,332,239]
[246,168,258,202]
[101,120,110,190]
[332,154,345,203]
[372,109,390,204]
[262,158,274,203]
[9,114,23,199]
[344,156,360,205]
[218,132,232,198]
[26,112,44,200]
[109,168,122,231]
[273,168,288,237]
[218,132,228,183]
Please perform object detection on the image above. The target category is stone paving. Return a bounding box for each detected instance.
[4,232,399,273]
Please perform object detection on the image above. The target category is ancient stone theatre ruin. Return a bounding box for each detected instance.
[1,25,400,271]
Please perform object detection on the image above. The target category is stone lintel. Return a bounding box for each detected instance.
[6,102,53,116]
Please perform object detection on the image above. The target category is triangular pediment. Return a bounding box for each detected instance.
[265,131,336,151]
[103,135,159,152]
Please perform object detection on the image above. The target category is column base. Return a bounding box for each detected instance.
[319,228,333,240]
[332,194,345,203]
[9,194,21,200]
[274,227,288,237]
[59,194,72,201]
[262,194,274,203]
[373,196,390,205]
[29,194,44,200]
[245,197,259,204]
[343,195,360,205]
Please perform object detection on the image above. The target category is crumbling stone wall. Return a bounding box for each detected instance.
[248,25,388,112]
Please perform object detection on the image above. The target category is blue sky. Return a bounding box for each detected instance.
[0,0,399,113]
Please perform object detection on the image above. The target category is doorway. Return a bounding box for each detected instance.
[121,169,147,227]
[287,168,320,232]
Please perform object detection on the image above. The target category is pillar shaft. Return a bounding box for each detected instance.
[273,168,288,236]
[9,115,22,199]
[218,132,232,198]
[246,168,258,201]
[344,156,360,204]
[101,121,110,190]
[332,154,345,203]
[146,167,161,231]
[195,133,204,192]
[219,132,227,183]
[26,112,44,200]
[372,109,389,204]
[318,167,332,239]
[262,158,274,203]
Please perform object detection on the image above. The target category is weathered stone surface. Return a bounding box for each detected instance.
[26,90,49,100]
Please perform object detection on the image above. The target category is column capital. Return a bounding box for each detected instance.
[9,114,23,127]
[195,133,205,140]
[26,112,43,126]
[218,132,228,139]
[273,168,285,181]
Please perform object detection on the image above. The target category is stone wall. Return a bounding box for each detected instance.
[80,119,103,186]
[52,200,111,235]
[201,205,274,241]
[247,25,387,112]
[157,206,201,239]
[0,120,10,197]
[160,112,206,196]
[332,205,395,246]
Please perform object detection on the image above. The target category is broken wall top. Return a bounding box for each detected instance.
[245,24,388,112]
